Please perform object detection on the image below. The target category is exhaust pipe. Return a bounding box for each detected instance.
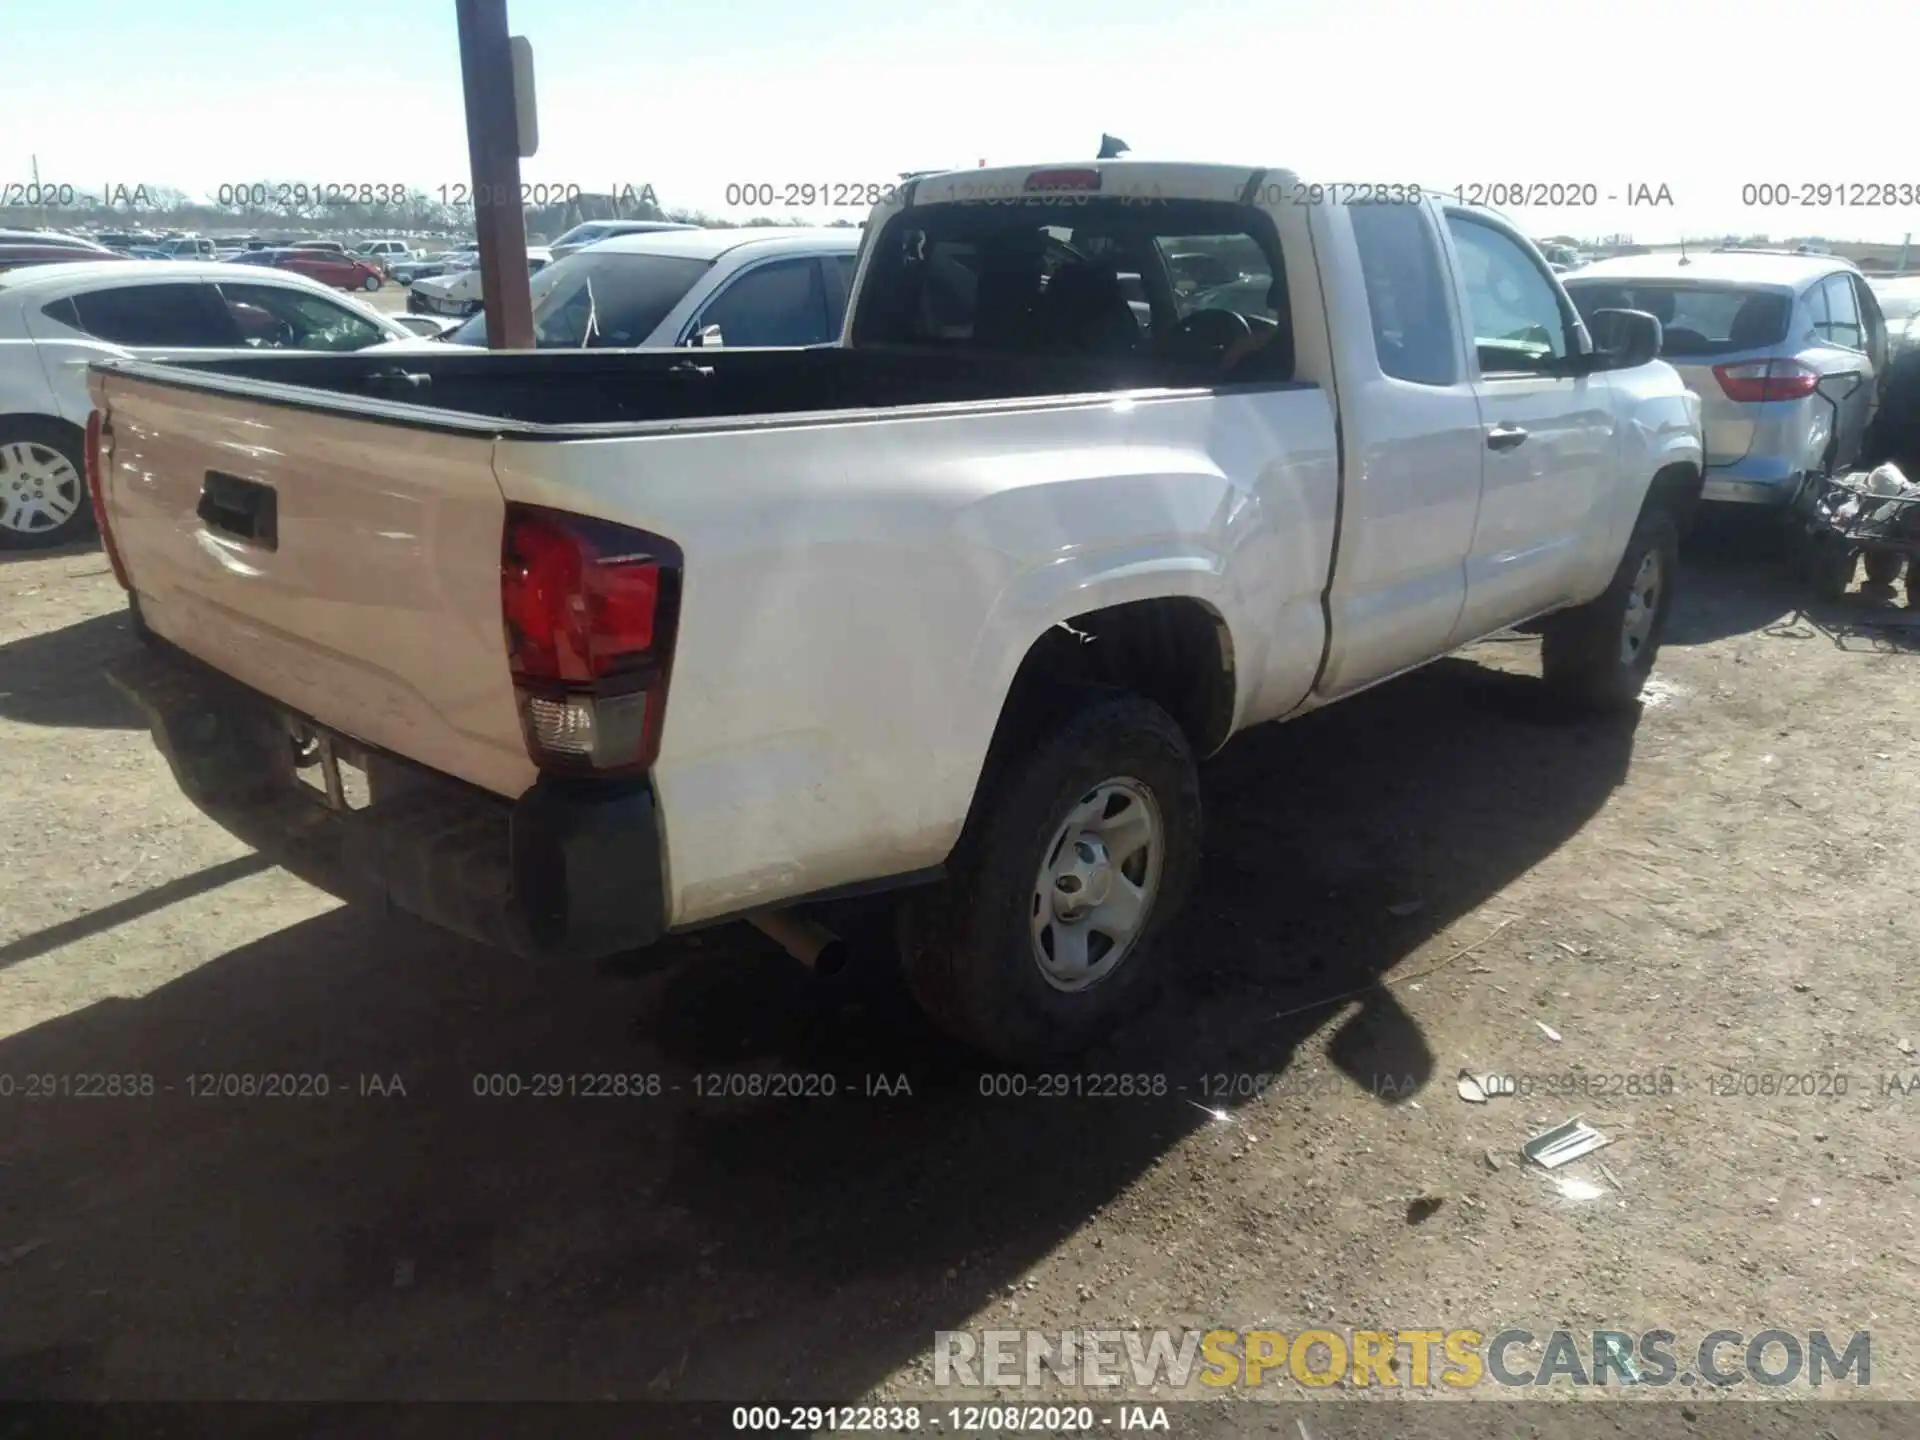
[747,909,850,979]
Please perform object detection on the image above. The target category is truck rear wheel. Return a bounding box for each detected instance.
[897,689,1201,1065]
[1540,508,1678,712]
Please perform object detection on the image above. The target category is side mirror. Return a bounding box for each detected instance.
[688,323,724,348]
[1587,308,1663,369]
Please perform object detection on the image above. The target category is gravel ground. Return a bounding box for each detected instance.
[1,523,1916,1428]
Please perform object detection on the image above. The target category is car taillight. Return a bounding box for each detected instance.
[1712,359,1820,403]
[84,409,131,591]
[500,504,682,776]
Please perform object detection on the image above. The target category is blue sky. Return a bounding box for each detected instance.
[8,0,1919,242]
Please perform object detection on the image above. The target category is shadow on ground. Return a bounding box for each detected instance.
[0,537,102,567]
[0,609,144,730]
[1666,508,1920,650]
[0,643,1642,1402]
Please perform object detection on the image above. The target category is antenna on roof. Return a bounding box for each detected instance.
[1097,134,1131,160]
[1678,236,1690,267]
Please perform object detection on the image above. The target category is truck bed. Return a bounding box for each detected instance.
[122,344,1218,431]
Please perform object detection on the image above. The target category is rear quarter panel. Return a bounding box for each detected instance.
[493,386,1338,926]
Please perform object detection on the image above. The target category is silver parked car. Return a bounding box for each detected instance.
[1565,251,1888,506]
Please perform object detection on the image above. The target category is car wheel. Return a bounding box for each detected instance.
[0,417,95,550]
[1540,507,1679,711]
[896,687,1201,1065]
[362,274,382,292]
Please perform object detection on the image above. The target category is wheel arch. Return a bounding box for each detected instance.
[1641,457,1705,534]
[982,595,1238,772]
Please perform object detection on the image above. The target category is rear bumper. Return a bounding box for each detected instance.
[1701,454,1802,506]
[105,637,666,961]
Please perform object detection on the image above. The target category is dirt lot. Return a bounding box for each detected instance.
[1,525,1917,1427]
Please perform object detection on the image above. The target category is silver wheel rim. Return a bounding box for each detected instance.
[1029,778,1164,993]
[1620,548,1662,665]
[0,440,84,535]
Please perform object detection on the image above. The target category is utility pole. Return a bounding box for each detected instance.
[454,0,534,348]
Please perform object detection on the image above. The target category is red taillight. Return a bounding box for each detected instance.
[1712,359,1820,403]
[500,504,681,776]
[1024,168,1102,193]
[84,409,131,591]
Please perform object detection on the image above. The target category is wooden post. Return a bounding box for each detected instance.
[454,0,533,349]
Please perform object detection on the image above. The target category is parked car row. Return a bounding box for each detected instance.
[0,259,415,546]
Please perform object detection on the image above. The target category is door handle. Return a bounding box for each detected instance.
[1486,424,1529,452]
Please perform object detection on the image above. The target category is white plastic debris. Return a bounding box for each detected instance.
[1866,462,1915,498]
[1536,1020,1563,1043]
[1552,1175,1609,1202]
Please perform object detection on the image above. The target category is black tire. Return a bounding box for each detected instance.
[1808,536,1856,602]
[1540,508,1679,712]
[0,416,95,550]
[896,688,1202,1065]
[1861,550,1903,588]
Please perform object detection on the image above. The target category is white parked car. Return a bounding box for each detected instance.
[408,247,553,317]
[376,228,862,351]
[353,239,417,264]
[91,160,1704,1061]
[158,237,218,260]
[549,218,700,262]
[0,260,416,547]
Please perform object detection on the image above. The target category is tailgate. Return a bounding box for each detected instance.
[93,369,536,799]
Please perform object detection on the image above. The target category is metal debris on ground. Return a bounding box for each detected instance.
[1899,1038,1915,1056]
[1457,1070,1488,1104]
[1536,1020,1563,1043]
[1599,1161,1624,1192]
[1522,1118,1610,1170]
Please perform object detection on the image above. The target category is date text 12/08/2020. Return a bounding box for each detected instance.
[1447,182,1674,207]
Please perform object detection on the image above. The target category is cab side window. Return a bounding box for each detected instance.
[1350,203,1459,386]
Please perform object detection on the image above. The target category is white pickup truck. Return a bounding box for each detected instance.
[88,162,1703,1063]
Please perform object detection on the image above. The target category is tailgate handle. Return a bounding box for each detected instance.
[198,471,279,551]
